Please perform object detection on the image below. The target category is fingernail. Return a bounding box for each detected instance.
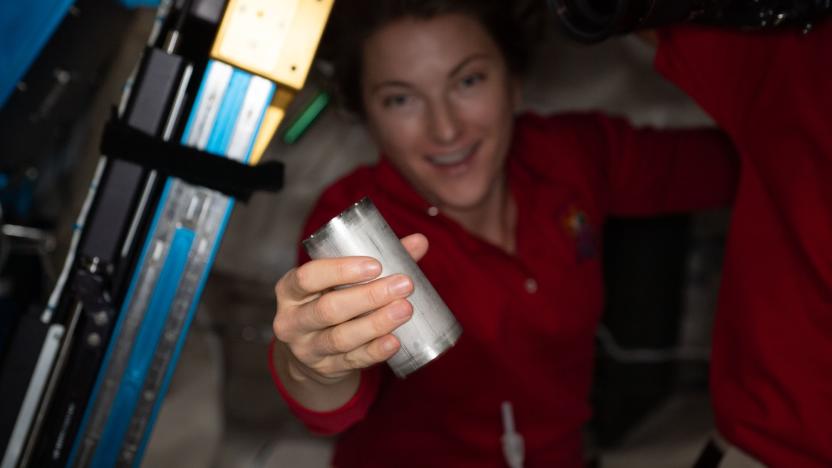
[382,337,398,352]
[388,276,412,295]
[359,260,381,277]
[388,301,411,321]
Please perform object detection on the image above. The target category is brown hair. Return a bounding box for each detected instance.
[319,0,544,116]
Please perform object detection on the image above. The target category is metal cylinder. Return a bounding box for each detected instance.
[303,197,462,378]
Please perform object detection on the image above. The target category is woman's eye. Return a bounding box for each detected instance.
[382,94,412,108]
[459,72,486,89]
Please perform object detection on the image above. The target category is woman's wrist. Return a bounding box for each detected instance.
[273,340,361,411]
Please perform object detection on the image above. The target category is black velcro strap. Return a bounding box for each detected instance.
[99,113,283,203]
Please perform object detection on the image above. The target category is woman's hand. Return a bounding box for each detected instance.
[273,233,429,386]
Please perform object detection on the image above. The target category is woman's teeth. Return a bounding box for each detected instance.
[428,146,474,166]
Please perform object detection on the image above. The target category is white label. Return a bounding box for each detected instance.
[226,76,274,161]
[186,61,233,150]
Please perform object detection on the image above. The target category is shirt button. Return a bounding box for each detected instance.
[524,278,538,294]
[427,206,439,217]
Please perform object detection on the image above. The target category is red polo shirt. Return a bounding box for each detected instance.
[656,23,832,468]
[270,112,738,467]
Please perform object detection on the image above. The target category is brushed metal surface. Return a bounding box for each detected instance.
[303,197,462,377]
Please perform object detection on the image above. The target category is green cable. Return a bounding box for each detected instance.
[282,91,330,145]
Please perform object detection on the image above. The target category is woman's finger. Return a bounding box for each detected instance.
[338,334,401,371]
[294,274,413,333]
[278,256,382,301]
[313,299,413,355]
[400,233,429,262]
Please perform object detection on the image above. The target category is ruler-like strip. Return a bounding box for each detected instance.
[127,75,273,466]
[90,227,195,467]
[110,72,251,466]
[66,62,233,467]
[73,66,273,467]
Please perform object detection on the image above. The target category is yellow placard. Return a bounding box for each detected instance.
[211,0,334,90]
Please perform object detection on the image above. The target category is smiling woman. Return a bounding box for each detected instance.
[360,13,519,244]
[268,1,740,467]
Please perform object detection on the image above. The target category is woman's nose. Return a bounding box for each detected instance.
[428,99,461,144]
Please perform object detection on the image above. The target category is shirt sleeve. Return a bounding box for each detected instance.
[268,340,382,435]
[653,25,772,132]
[591,114,740,217]
[511,113,739,218]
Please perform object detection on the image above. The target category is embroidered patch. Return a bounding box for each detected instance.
[561,205,597,261]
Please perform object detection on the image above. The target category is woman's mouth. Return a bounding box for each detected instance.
[427,143,479,167]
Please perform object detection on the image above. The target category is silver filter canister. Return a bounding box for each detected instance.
[303,197,462,378]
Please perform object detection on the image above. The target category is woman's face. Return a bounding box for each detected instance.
[361,13,520,211]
